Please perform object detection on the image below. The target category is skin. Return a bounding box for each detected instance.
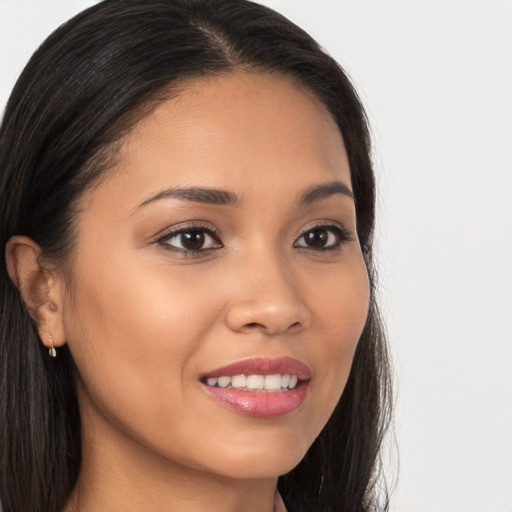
[7,72,369,512]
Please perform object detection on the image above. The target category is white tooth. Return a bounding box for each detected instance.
[281,374,290,388]
[231,375,247,388]
[264,374,282,390]
[288,375,298,389]
[217,376,231,388]
[206,377,218,387]
[246,375,264,390]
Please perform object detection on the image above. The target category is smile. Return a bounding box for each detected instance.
[201,357,310,417]
[204,373,299,391]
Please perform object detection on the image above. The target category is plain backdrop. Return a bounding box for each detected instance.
[1,1,511,512]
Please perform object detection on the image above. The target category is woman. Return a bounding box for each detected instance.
[0,1,392,511]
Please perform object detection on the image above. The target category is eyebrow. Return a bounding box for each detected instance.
[138,187,241,208]
[137,180,354,209]
[299,181,355,205]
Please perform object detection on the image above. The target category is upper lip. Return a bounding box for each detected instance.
[202,356,311,380]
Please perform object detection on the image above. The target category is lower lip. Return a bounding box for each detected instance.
[202,382,309,418]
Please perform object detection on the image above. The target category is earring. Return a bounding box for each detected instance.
[48,334,57,357]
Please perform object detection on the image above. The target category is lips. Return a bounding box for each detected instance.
[201,357,311,418]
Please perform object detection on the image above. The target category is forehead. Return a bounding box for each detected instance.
[82,71,351,211]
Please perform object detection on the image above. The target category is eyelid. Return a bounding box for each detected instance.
[293,221,353,250]
[296,219,353,237]
[152,220,218,240]
[153,221,223,254]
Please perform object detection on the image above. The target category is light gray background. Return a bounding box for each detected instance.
[1,1,511,511]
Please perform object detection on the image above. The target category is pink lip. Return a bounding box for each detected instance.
[202,356,311,380]
[201,357,311,418]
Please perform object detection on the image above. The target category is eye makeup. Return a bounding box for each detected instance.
[153,218,353,258]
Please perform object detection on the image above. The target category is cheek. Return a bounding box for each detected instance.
[304,255,370,435]
[65,245,218,347]
[61,250,221,427]
[310,251,370,349]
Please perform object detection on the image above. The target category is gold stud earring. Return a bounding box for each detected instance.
[48,334,57,357]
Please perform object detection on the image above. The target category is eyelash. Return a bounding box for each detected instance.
[156,223,353,256]
[294,224,353,251]
[156,225,222,256]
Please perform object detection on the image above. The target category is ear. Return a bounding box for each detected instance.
[5,236,67,350]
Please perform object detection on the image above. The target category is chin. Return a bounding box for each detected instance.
[197,434,311,480]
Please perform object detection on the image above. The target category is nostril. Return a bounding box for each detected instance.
[245,322,262,330]
[243,321,302,333]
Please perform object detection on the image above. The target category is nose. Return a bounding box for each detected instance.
[224,254,312,335]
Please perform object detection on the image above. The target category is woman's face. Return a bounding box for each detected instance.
[61,72,370,479]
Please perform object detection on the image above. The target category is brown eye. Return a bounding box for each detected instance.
[294,225,351,250]
[180,231,206,251]
[159,228,222,253]
[303,229,330,248]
